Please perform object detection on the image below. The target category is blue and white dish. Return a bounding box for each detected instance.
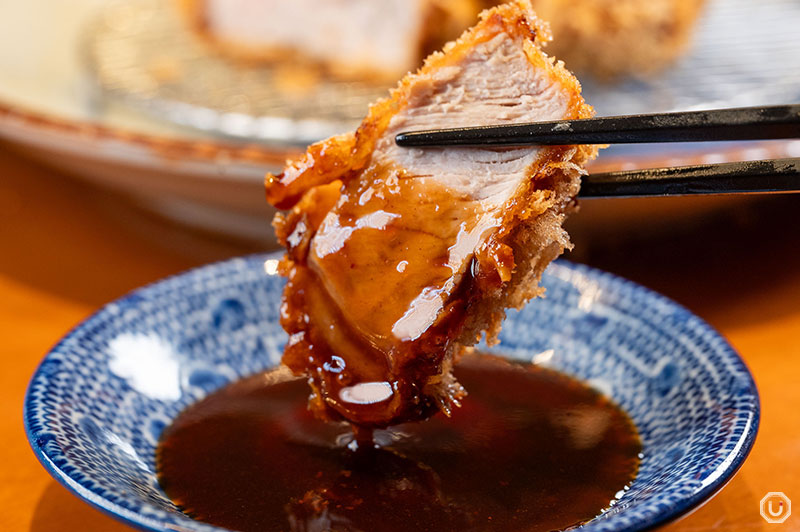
[24,254,759,532]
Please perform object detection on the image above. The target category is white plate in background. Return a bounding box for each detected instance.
[1,0,799,245]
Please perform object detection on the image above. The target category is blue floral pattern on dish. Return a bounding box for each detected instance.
[24,254,759,532]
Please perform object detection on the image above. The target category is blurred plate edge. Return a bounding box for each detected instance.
[0,101,295,242]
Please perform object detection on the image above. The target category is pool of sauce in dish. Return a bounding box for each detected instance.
[157,353,641,532]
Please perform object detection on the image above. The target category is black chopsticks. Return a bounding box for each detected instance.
[580,158,800,198]
[395,105,800,147]
[394,104,800,197]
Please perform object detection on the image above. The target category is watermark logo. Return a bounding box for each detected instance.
[761,492,791,524]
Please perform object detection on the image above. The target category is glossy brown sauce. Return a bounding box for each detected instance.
[157,353,641,532]
[276,163,508,426]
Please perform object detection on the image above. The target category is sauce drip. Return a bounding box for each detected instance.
[157,353,641,532]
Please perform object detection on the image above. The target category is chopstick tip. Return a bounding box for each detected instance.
[395,133,411,147]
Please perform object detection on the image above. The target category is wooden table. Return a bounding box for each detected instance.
[1,144,798,531]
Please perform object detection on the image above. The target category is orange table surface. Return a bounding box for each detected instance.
[1,145,798,531]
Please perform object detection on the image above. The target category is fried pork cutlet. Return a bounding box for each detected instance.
[177,0,479,80]
[482,0,707,80]
[535,0,707,80]
[266,0,598,428]
[181,0,705,82]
